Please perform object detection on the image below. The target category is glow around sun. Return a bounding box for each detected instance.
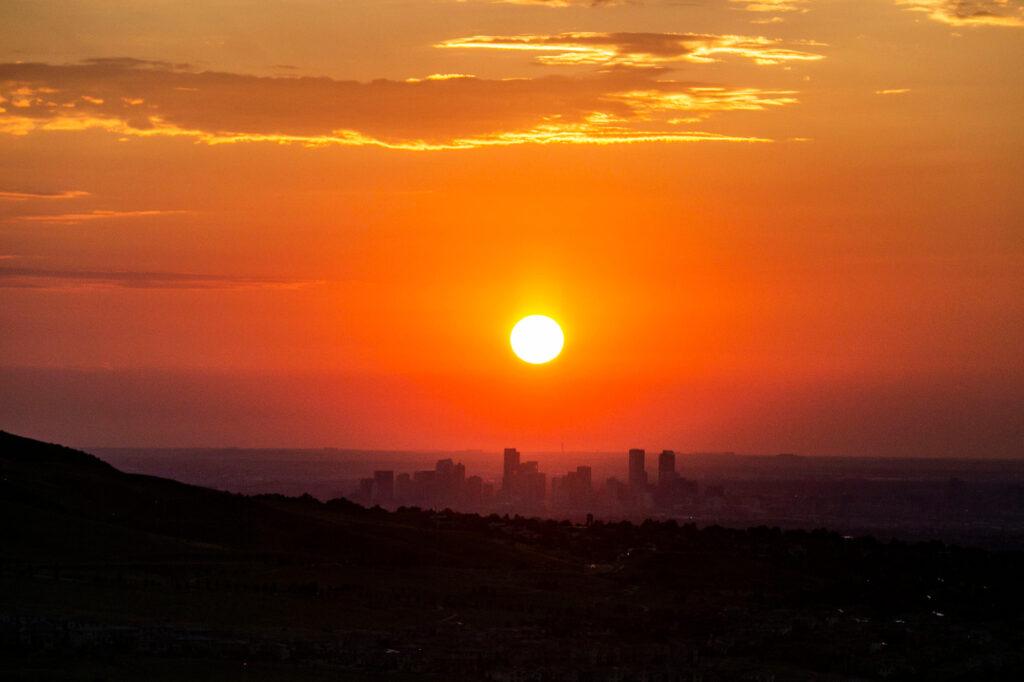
[510,315,564,365]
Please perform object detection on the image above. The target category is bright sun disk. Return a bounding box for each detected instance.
[510,315,564,364]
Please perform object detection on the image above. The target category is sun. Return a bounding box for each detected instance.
[510,315,564,365]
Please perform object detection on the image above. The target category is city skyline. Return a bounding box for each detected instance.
[351,445,702,513]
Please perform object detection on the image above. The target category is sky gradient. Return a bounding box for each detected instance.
[1,0,1021,455]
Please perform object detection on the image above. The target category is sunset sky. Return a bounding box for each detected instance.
[1,0,1021,456]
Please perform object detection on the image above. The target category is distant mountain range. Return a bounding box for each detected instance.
[2,430,1024,680]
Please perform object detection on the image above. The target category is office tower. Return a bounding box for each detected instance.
[373,470,394,504]
[412,470,436,485]
[628,448,647,489]
[503,447,520,491]
[412,470,436,506]
[435,458,453,497]
[658,450,676,484]
[552,466,593,508]
[576,465,593,493]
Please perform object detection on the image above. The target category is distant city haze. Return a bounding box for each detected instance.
[95,446,1024,548]
[4,367,1021,457]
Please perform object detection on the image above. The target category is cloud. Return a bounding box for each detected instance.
[462,0,630,5]
[457,0,1024,28]
[610,86,798,114]
[875,88,911,95]
[0,59,804,149]
[0,266,319,291]
[8,209,186,224]
[730,0,810,13]
[404,73,477,83]
[437,32,826,67]
[0,189,91,201]
[461,0,809,12]
[896,0,1024,27]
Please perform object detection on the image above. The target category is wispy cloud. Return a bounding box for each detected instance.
[0,59,806,150]
[437,32,826,67]
[896,0,1024,27]
[610,86,798,115]
[8,209,186,224]
[0,189,91,201]
[875,88,911,95]
[730,0,810,13]
[462,0,630,5]
[458,0,1024,28]
[0,266,320,291]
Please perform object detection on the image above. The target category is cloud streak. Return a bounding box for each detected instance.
[730,0,810,13]
[487,0,628,5]
[437,32,826,67]
[467,0,1024,27]
[0,59,804,149]
[0,266,319,291]
[0,189,91,201]
[7,209,186,224]
[896,0,1024,26]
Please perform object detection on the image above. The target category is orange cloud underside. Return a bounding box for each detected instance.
[0,62,799,150]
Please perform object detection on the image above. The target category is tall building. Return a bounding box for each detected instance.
[502,447,520,491]
[435,458,455,502]
[433,458,468,506]
[628,448,647,489]
[576,465,592,492]
[412,469,436,505]
[551,465,594,509]
[658,450,676,485]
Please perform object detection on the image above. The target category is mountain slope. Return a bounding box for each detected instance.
[0,430,554,568]
[3,431,1024,681]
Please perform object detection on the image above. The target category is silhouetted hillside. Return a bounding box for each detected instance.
[0,431,551,570]
[2,432,1024,680]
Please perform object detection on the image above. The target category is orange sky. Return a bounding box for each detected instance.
[1,0,1022,455]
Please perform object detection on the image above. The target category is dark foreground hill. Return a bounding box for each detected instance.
[2,431,1023,680]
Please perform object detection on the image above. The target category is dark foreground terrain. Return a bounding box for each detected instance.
[2,432,1023,680]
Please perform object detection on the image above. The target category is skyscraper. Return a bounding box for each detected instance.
[373,470,395,504]
[435,458,453,503]
[628,448,646,489]
[576,465,592,492]
[503,447,520,491]
[658,450,676,485]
